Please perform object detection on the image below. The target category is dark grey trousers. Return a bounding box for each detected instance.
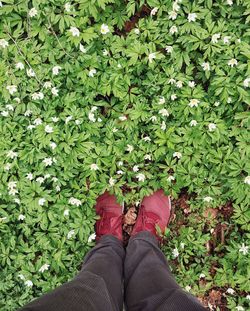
[19,231,207,311]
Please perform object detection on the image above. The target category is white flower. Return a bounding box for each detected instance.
[223,36,231,44]
[45,125,53,133]
[0,39,9,48]
[64,2,71,12]
[24,280,33,287]
[167,175,175,182]
[168,78,176,84]
[4,163,11,171]
[235,307,244,311]
[228,58,237,67]
[18,214,25,221]
[165,45,173,54]
[52,66,62,75]
[148,52,156,63]
[208,123,216,132]
[119,115,127,121]
[214,101,220,106]
[188,81,195,88]
[69,26,80,37]
[16,62,24,70]
[176,80,183,88]
[26,173,33,180]
[126,144,134,153]
[26,68,35,77]
[144,154,151,160]
[14,198,20,204]
[227,97,232,103]
[42,157,53,166]
[88,233,96,243]
[158,97,165,104]
[7,150,18,159]
[28,8,38,17]
[202,62,210,71]
[89,68,96,77]
[190,120,197,126]
[246,295,250,300]
[44,174,51,179]
[50,142,57,150]
[51,117,59,122]
[133,165,139,172]
[56,185,61,192]
[33,118,42,126]
[90,163,99,171]
[211,33,221,43]
[103,49,109,56]
[36,177,45,184]
[185,285,191,292]
[118,161,123,166]
[69,197,82,206]
[67,230,75,239]
[8,181,17,192]
[239,243,249,255]
[39,264,50,273]
[188,13,197,22]
[172,248,179,258]
[27,125,35,130]
[180,242,185,249]
[6,104,14,111]
[199,273,205,279]
[204,196,213,202]
[134,28,140,34]
[226,288,235,294]
[142,136,151,142]
[18,274,25,280]
[161,121,166,130]
[65,115,73,124]
[150,116,157,122]
[1,111,9,117]
[64,209,69,216]
[80,43,87,53]
[6,85,17,95]
[38,198,46,206]
[51,87,59,96]
[136,173,146,182]
[159,109,170,117]
[31,92,44,100]
[100,24,110,34]
[244,176,250,185]
[169,11,177,20]
[243,78,250,87]
[14,97,21,103]
[173,152,182,159]
[227,0,233,5]
[109,177,116,186]
[173,2,180,11]
[117,170,124,175]
[171,94,177,101]
[189,99,200,108]
[170,26,178,34]
[150,7,158,16]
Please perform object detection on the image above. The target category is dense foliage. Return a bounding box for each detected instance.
[0,0,249,310]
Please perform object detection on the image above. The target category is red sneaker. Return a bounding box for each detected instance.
[95,191,124,242]
[131,189,171,241]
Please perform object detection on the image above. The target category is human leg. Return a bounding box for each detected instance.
[19,191,125,311]
[124,189,206,311]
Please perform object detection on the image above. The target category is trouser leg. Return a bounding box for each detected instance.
[124,231,206,311]
[19,235,125,311]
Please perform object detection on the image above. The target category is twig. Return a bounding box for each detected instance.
[46,19,74,59]
[6,31,43,87]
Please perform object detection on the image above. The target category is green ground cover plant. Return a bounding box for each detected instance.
[0,0,249,310]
